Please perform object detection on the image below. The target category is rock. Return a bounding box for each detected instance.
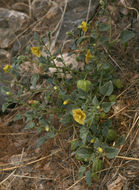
[32,0,55,19]
[0,49,11,66]
[0,8,30,48]
[48,53,84,78]
[11,2,29,14]
[57,0,99,42]
[12,33,32,56]
[31,0,98,50]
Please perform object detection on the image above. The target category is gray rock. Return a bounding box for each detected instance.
[0,49,11,66]
[32,0,54,19]
[0,8,30,48]
[12,33,32,56]
[57,0,99,41]
[11,2,29,14]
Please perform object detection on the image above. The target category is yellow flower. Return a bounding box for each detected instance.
[78,21,88,32]
[3,65,12,72]
[98,147,103,153]
[63,100,69,105]
[72,108,86,125]
[31,47,41,58]
[85,49,92,64]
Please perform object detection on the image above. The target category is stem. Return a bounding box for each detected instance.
[109,16,112,44]
[99,64,104,89]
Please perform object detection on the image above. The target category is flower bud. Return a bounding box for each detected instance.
[6,91,11,95]
[63,100,69,105]
[45,125,50,132]
[98,147,103,153]
[90,138,95,143]
[54,86,58,90]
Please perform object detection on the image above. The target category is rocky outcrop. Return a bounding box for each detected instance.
[0,8,30,48]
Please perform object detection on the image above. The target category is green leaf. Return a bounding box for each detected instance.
[99,23,109,31]
[71,139,82,150]
[34,32,40,41]
[92,96,99,106]
[92,172,98,180]
[85,170,92,187]
[102,102,115,113]
[120,30,135,43]
[105,147,119,159]
[114,79,123,89]
[39,118,48,126]
[100,81,113,96]
[80,127,89,144]
[102,119,112,128]
[76,148,90,161]
[2,103,9,112]
[78,166,87,179]
[93,138,100,149]
[25,121,35,129]
[31,74,40,88]
[37,136,47,147]
[109,95,116,102]
[47,129,55,138]
[90,124,98,135]
[116,135,125,145]
[76,36,89,45]
[60,113,72,124]
[106,129,117,142]
[56,57,63,62]
[25,110,35,123]
[99,36,109,44]
[1,86,10,95]
[14,114,24,121]
[102,127,108,138]
[93,159,103,172]
[17,89,23,96]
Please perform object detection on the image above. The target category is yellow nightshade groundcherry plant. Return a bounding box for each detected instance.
[2,1,134,186]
